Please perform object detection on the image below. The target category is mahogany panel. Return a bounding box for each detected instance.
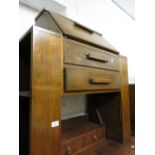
[64,39,119,71]
[65,65,120,92]
[61,117,105,155]
[30,26,63,155]
[119,56,131,142]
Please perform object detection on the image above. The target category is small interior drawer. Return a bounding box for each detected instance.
[64,65,120,92]
[82,128,105,146]
[64,39,119,71]
[61,127,105,155]
[62,138,82,155]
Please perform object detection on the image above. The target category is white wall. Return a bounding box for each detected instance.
[19,3,38,38]
[19,0,135,83]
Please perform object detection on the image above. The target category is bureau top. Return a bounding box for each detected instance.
[35,9,119,54]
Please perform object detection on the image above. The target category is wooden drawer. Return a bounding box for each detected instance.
[64,39,119,71]
[61,128,105,155]
[65,65,120,92]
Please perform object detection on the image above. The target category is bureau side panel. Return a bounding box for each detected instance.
[30,27,63,155]
[119,56,131,142]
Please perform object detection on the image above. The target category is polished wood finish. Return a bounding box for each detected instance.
[64,39,119,71]
[35,11,61,33]
[35,9,118,54]
[61,117,106,155]
[65,65,120,92]
[119,57,131,142]
[30,27,63,155]
[64,89,120,96]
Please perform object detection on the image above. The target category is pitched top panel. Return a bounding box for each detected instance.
[35,9,118,54]
[35,11,61,34]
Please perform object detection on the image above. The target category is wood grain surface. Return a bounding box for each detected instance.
[30,26,63,155]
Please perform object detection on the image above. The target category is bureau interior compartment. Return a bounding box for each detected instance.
[61,95,106,155]
[61,116,106,155]
[61,92,123,154]
[87,92,123,143]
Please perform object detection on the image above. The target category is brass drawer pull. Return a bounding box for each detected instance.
[89,78,112,85]
[66,145,72,155]
[87,53,108,63]
[93,134,98,142]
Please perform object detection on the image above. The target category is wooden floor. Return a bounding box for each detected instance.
[79,137,135,155]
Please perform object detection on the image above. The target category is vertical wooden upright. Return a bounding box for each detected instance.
[120,56,131,142]
[30,26,63,155]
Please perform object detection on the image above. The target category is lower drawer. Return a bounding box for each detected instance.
[64,65,120,92]
[61,127,105,155]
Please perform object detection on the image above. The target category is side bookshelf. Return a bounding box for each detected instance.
[19,30,31,155]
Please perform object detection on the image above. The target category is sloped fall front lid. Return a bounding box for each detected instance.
[35,9,118,54]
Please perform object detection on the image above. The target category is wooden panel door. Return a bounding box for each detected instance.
[30,26,63,155]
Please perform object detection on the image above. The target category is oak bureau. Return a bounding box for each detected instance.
[19,9,131,155]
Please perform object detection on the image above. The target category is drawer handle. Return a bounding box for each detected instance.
[66,145,72,155]
[87,54,108,63]
[93,134,98,142]
[89,78,112,85]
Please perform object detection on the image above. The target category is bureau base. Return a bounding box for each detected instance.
[61,116,107,155]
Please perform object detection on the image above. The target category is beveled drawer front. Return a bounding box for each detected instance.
[65,65,120,92]
[62,138,82,155]
[64,39,119,71]
[61,128,105,155]
[82,127,105,146]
